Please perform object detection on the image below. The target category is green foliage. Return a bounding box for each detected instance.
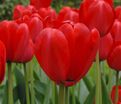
[0,0,29,21]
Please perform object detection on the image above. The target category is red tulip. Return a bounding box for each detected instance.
[79,0,115,37]
[115,6,121,22]
[38,7,57,27]
[0,20,34,63]
[0,41,6,84]
[13,5,43,43]
[16,16,43,43]
[38,7,57,20]
[107,20,121,71]
[30,0,52,9]
[57,6,79,24]
[111,86,121,103]
[99,33,113,60]
[13,5,37,20]
[35,23,99,86]
[110,20,121,44]
[28,17,43,43]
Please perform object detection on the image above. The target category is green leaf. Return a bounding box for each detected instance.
[101,77,112,104]
[84,86,96,104]
[83,76,94,92]
[14,66,26,104]
[34,80,47,103]
[2,81,8,104]
[43,80,51,104]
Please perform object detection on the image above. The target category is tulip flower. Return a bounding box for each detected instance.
[115,6,121,22]
[35,22,99,86]
[38,7,57,27]
[0,20,34,104]
[30,0,52,9]
[38,7,57,20]
[13,5,37,20]
[111,86,121,103]
[107,20,121,104]
[79,0,115,37]
[0,20,34,63]
[57,7,79,24]
[16,16,43,43]
[0,40,6,84]
[99,33,113,60]
[107,20,121,71]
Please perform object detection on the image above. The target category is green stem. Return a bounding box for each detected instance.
[72,86,76,104]
[78,82,81,102]
[59,85,65,104]
[52,82,56,104]
[114,71,119,104]
[65,87,69,104]
[29,62,35,104]
[8,62,14,104]
[107,67,113,95]
[95,52,102,104]
[23,64,30,104]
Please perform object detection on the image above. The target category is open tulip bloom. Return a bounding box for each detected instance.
[0,20,34,63]
[35,22,99,86]
[79,0,115,37]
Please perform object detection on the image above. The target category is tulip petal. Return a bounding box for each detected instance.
[0,41,6,84]
[35,28,70,84]
[108,45,121,71]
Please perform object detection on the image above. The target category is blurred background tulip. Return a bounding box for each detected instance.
[30,0,52,9]
[79,0,115,37]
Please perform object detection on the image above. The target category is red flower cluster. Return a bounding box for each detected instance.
[1,0,121,86]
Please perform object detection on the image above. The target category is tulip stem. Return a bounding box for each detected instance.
[52,82,56,104]
[78,82,81,102]
[65,87,69,104]
[95,52,102,104]
[114,71,119,104]
[59,85,65,104]
[8,62,14,104]
[23,63,30,104]
[72,86,76,104]
[107,67,113,95]
[29,62,35,104]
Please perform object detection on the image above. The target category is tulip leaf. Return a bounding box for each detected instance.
[34,80,47,103]
[43,80,51,104]
[2,82,8,104]
[34,70,41,81]
[101,77,112,104]
[14,66,26,104]
[84,86,96,104]
[83,76,94,92]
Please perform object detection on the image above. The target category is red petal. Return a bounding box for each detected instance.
[99,33,113,60]
[35,28,70,84]
[0,41,6,84]
[29,17,43,43]
[79,0,114,36]
[30,0,52,9]
[107,45,121,71]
